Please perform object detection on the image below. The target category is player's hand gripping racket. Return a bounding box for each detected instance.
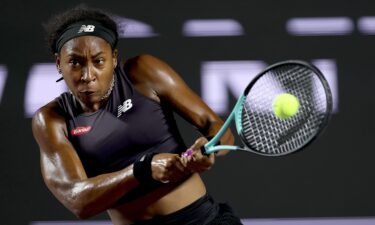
[186,60,332,157]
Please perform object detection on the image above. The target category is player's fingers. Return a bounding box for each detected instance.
[180,154,188,166]
[175,158,191,174]
[208,151,215,163]
[189,137,208,152]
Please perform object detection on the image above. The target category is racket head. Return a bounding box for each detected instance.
[236,60,332,156]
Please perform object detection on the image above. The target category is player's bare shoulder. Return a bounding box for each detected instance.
[124,54,182,97]
[124,54,167,83]
[32,100,68,140]
[123,54,177,102]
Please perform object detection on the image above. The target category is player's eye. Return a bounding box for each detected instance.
[95,58,105,65]
[69,59,80,66]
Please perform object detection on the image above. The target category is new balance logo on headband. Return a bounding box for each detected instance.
[117,99,133,117]
[78,25,95,33]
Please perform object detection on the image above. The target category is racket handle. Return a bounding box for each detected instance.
[182,148,193,157]
[180,137,218,157]
[200,136,219,156]
[201,146,210,156]
[185,145,238,157]
[181,148,210,157]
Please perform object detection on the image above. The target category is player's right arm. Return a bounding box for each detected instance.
[32,100,139,219]
[32,100,187,219]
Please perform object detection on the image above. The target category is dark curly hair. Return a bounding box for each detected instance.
[44,4,118,54]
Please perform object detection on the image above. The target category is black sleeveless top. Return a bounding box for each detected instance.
[57,61,187,201]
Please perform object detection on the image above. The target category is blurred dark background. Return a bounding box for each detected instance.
[0,0,374,224]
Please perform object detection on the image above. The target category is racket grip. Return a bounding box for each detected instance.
[182,147,210,157]
[201,136,219,156]
[182,148,193,157]
[200,146,210,156]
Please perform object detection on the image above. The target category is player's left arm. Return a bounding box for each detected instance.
[125,54,234,157]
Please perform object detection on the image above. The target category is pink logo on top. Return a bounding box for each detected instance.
[71,126,92,136]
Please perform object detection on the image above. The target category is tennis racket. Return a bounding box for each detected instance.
[188,60,332,157]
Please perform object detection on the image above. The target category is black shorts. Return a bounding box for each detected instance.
[130,194,243,225]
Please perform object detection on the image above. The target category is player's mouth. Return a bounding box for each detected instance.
[80,91,96,96]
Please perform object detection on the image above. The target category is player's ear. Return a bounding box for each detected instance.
[112,49,118,67]
[54,53,61,73]
[54,53,64,82]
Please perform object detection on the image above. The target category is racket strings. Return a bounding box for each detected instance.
[241,64,331,155]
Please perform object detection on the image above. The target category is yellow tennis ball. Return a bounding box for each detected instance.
[272,93,300,119]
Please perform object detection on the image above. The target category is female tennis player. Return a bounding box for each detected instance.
[31,5,243,225]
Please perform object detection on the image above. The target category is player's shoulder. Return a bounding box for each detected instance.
[32,99,66,130]
[125,54,163,67]
[124,54,169,83]
[124,54,167,75]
